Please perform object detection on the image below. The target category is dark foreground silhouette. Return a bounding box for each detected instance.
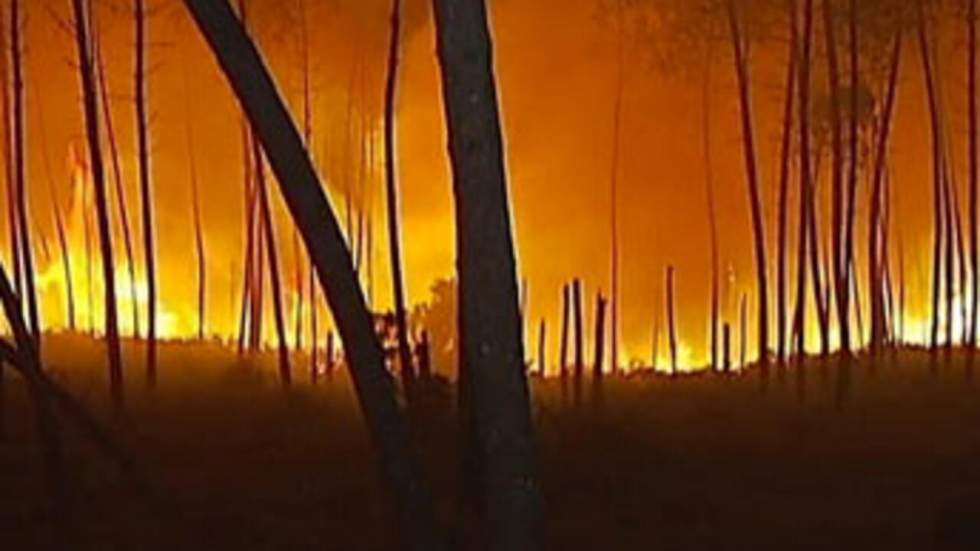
[2,335,980,550]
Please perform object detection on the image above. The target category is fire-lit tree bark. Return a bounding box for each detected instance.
[72,0,123,409]
[593,293,607,381]
[383,0,416,393]
[918,0,944,352]
[559,283,570,379]
[868,31,902,355]
[0,2,19,308]
[726,0,770,364]
[969,0,978,348]
[537,319,546,378]
[431,0,540,545]
[793,0,814,359]
[187,120,206,341]
[180,1,442,547]
[842,0,860,352]
[823,0,847,354]
[776,2,797,364]
[666,265,678,375]
[253,145,290,386]
[95,37,139,338]
[702,43,720,372]
[135,0,157,387]
[11,0,38,346]
[573,278,584,398]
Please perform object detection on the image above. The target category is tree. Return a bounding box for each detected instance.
[431,0,540,546]
[383,0,416,393]
[135,0,158,387]
[727,0,771,364]
[776,1,797,363]
[969,0,978,348]
[72,0,123,410]
[181,1,442,546]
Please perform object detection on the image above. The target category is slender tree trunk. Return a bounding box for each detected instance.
[73,0,123,409]
[592,294,606,380]
[970,0,979,347]
[253,145,290,385]
[135,0,157,387]
[727,0,770,364]
[776,3,798,364]
[431,0,539,544]
[0,2,18,310]
[182,1,443,546]
[609,0,624,376]
[740,293,748,368]
[823,0,848,353]
[842,0,860,353]
[667,265,678,375]
[189,131,206,342]
[11,0,37,346]
[95,36,139,338]
[868,31,902,354]
[703,43,720,372]
[383,0,416,393]
[794,0,814,359]
[537,319,546,378]
[559,283,569,379]
[573,278,584,388]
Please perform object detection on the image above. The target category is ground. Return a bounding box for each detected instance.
[2,335,980,549]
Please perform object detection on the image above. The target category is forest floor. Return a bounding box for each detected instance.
[2,334,980,549]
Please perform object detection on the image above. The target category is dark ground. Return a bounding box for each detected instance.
[2,334,980,549]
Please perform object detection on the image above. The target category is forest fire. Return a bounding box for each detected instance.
[3,0,980,549]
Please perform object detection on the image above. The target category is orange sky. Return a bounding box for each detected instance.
[2,0,966,369]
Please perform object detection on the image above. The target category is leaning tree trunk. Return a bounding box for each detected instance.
[383,0,416,393]
[431,0,540,546]
[135,0,157,388]
[11,0,38,347]
[776,3,797,364]
[868,32,903,355]
[95,36,139,338]
[72,0,123,410]
[727,0,770,364]
[181,1,442,547]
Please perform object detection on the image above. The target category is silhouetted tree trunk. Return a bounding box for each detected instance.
[702,43,720,372]
[667,265,678,375]
[970,0,979,347]
[592,294,606,381]
[135,0,157,387]
[95,36,139,338]
[0,2,19,310]
[537,319,546,378]
[253,145,290,386]
[573,278,584,400]
[727,0,770,364]
[823,0,847,354]
[11,0,37,347]
[868,32,902,354]
[431,0,539,544]
[190,130,206,342]
[740,293,748,368]
[723,322,731,373]
[384,0,416,393]
[918,0,944,352]
[182,1,442,546]
[609,0,624,376]
[73,0,123,410]
[842,0,860,353]
[325,329,335,378]
[794,0,814,359]
[559,283,569,380]
[776,2,797,364]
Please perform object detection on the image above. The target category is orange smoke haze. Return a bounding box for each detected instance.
[1,0,961,371]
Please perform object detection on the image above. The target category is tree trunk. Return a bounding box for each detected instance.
[95,36,139,338]
[609,0,624,376]
[703,43,720,372]
[559,283,569,379]
[11,0,38,347]
[918,0,945,352]
[573,278,584,392]
[384,0,416,393]
[667,265,678,375]
[253,145,290,386]
[740,293,748,368]
[726,0,770,364]
[135,0,157,387]
[970,0,979,347]
[794,0,814,359]
[537,319,546,378]
[823,0,848,353]
[73,0,123,410]
[868,33,903,354]
[776,3,798,364]
[431,0,539,545]
[181,1,442,547]
[592,294,606,381]
[842,0,860,354]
